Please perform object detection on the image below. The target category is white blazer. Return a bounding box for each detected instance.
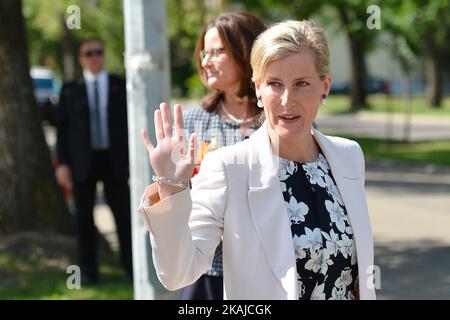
[139,123,376,300]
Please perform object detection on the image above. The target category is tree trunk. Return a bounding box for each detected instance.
[337,6,368,111]
[0,0,73,234]
[349,37,367,110]
[423,36,442,108]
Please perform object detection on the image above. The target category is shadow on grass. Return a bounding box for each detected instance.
[0,232,133,299]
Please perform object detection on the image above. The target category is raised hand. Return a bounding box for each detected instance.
[141,103,196,198]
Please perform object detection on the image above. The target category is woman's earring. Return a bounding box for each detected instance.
[321,94,327,105]
[256,95,264,108]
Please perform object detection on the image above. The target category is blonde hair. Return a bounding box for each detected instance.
[251,20,330,81]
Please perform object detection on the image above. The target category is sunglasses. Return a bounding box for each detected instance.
[81,49,104,57]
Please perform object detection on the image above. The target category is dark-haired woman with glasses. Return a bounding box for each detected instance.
[179,12,266,300]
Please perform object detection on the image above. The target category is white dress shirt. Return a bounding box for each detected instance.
[83,69,109,149]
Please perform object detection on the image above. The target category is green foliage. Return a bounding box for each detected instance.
[382,0,450,55]
[84,0,125,75]
[186,73,207,99]
[226,0,300,22]
[382,0,450,107]
[23,0,450,100]
[23,0,67,72]
[168,0,206,97]
[23,0,125,76]
[389,2,449,59]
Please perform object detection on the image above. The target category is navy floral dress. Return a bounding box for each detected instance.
[277,152,359,300]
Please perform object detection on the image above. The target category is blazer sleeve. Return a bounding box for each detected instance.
[138,151,227,291]
[355,142,366,187]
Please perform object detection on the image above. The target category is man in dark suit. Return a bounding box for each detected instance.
[55,37,132,284]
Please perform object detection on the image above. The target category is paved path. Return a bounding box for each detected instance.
[364,160,450,299]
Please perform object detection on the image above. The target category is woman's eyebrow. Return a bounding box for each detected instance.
[293,76,315,81]
[265,76,315,81]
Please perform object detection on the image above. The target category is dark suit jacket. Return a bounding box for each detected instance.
[56,74,129,183]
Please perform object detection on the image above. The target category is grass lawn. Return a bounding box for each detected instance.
[324,95,450,116]
[0,232,133,300]
[335,134,450,167]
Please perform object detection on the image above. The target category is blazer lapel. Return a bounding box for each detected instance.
[247,124,298,299]
[312,129,374,295]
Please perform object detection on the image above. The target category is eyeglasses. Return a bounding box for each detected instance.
[200,48,225,61]
[81,49,104,57]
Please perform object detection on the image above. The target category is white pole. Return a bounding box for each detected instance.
[123,0,176,300]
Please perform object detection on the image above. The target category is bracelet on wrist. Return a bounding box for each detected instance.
[152,175,189,189]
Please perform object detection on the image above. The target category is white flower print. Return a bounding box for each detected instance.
[329,285,347,300]
[325,200,347,233]
[324,174,344,205]
[286,196,309,224]
[278,150,358,300]
[278,159,297,192]
[320,248,334,275]
[345,226,353,235]
[299,227,323,252]
[317,153,330,172]
[293,234,307,260]
[278,158,297,180]
[280,181,287,192]
[302,162,326,187]
[337,234,353,259]
[305,248,323,273]
[310,282,326,300]
[322,229,340,257]
[335,268,353,288]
